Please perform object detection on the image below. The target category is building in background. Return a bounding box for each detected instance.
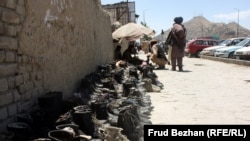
[102,1,140,56]
[102,1,139,27]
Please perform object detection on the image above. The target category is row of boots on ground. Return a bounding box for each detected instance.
[3,61,163,141]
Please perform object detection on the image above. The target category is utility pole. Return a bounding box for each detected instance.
[143,9,149,24]
[234,8,239,37]
[127,0,129,22]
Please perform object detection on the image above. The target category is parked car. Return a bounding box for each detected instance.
[185,38,219,57]
[200,37,246,56]
[214,38,250,58]
[234,44,250,60]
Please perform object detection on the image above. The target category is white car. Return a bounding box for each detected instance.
[200,37,246,56]
[214,38,250,58]
[234,46,250,60]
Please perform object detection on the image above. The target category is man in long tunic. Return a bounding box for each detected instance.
[169,17,187,71]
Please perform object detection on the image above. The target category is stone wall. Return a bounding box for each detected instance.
[0,0,113,130]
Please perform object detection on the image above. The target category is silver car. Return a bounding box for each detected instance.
[200,37,246,56]
[214,38,250,58]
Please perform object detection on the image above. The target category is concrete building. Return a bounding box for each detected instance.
[102,1,139,26]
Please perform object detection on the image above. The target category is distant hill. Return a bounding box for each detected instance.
[154,16,250,41]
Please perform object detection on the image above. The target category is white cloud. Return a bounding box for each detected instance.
[213,10,250,21]
[240,10,250,19]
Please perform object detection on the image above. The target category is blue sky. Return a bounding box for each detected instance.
[101,0,250,35]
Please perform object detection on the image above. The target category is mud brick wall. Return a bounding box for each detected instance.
[0,0,113,130]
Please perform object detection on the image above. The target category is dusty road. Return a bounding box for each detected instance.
[141,54,250,124]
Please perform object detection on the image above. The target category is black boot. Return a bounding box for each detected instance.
[178,66,183,72]
[171,66,176,71]
[48,129,74,141]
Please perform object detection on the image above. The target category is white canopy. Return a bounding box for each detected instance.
[112,23,154,41]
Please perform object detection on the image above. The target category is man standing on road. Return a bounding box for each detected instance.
[167,17,187,71]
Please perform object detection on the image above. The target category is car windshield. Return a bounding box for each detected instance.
[219,39,232,46]
[235,38,250,46]
[243,41,250,47]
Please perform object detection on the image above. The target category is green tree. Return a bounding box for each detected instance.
[140,21,154,41]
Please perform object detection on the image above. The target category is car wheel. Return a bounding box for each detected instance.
[196,51,201,58]
[228,52,234,59]
[187,53,192,58]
